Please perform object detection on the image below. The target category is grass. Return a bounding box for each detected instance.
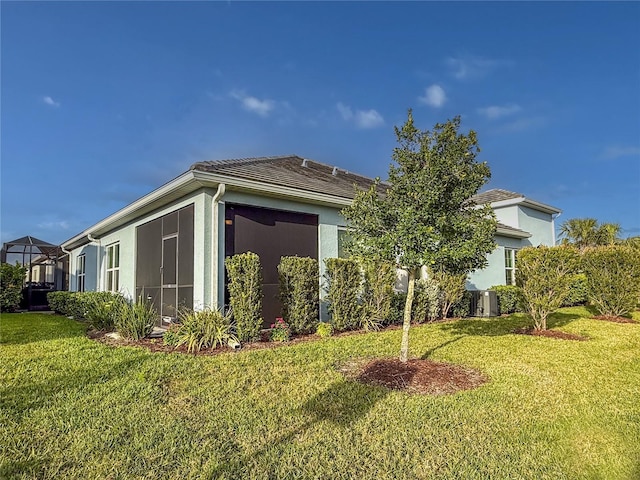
[1,307,639,479]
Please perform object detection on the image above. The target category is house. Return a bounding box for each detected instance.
[61,155,560,324]
[467,188,561,290]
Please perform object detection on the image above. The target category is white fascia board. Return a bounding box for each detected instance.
[489,197,526,209]
[496,226,531,239]
[520,199,562,215]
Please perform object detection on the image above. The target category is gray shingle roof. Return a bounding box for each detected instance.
[191,155,386,199]
[471,189,524,205]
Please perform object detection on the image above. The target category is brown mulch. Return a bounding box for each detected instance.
[339,358,488,396]
[591,315,636,324]
[513,327,588,341]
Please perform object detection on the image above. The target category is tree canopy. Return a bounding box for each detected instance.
[342,111,497,361]
[558,218,621,249]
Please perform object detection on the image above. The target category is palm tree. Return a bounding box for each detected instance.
[559,218,599,249]
[558,218,622,249]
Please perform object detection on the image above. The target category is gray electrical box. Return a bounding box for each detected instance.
[470,290,499,317]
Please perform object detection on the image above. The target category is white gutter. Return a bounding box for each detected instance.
[211,183,226,309]
[87,234,101,291]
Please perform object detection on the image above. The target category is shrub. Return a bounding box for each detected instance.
[516,246,579,330]
[278,256,319,334]
[47,291,72,315]
[0,262,27,312]
[324,258,361,331]
[316,321,333,338]
[162,324,181,347]
[359,259,396,331]
[114,296,157,341]
[563,273,588,307]
[490,285,522,315]
[412,278,442,323]
[431,270,467,319]
[226,252,263,342]
[83,291,124,330]
[175,307,235,353]
[269,317,291,342]
[450,290,472,318]
[581,245,640,318]
[389,292,407,325]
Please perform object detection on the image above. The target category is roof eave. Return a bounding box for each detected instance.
[496,226,532,239]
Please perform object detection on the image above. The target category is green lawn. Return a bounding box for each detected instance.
[1,308,639,479]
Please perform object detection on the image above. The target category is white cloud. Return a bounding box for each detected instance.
[494,116,546,133]
[42,96,60,107]
[230,90,275,117]
[336,102,384,129]
[37,220,70,230]
[477,104,522,120]
[418,84,447,108]
[600,146,640,161]
[446,55,512,80]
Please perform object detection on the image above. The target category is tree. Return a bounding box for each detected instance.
[516,246,579,330]
[0,262,27,312]
[559,218,621,249]
[342,111,497,362]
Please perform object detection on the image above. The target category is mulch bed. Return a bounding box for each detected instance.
[339,358,488,396]
[591,315,636,324]
[513,327,588,341]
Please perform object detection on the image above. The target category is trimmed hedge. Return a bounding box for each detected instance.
[582,245,640,317]
[359,259,396,331]
[324,258,362,331]
[490,285,522,315]
[412,278,442,323]
[279,256,319,334]
[563,273,588,307]
[47,291,123,329]
[226,252,263,342]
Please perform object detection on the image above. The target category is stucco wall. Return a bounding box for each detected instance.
[467,235,524,290]
[518,206,555,246]
[494,205,520,228]
[69,244,98,292]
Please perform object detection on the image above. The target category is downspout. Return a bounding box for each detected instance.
[552,212,562,246]
[87,234,101,291]
[211,183,226,309]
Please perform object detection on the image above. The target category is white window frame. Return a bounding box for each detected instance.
[105,243,120,292]
[505,248,517,285]
[77,254,86,292]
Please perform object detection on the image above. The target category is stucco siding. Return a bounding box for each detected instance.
[467,236,524,290]
[494,205,520,229]
[518,206,555,246]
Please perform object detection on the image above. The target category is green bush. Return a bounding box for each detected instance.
[162,324,181,347]
[359,259,396,331]
[389,292,407,325]
[269,317,291,342]
[563,273,588,307]
[516,246,579,330]
[315,321,334,338]
[431,270,467,319]
[278,256,319,334]
[175,307,235,353]
[83,291,124,330]
[581,245,640,318]
[47,291,72,315]
[0,262,27,312]
[412,278,442,323]
[450,290,472,318]
[490,285,522,315]
[226,252,263,342]
[114,296,157,341]
[324,258,361,331]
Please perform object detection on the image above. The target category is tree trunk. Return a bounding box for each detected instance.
[400,268,416,363]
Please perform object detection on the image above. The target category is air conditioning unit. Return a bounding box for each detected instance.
[470,290,499,317]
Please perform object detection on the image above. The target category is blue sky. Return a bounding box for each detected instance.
[2,1,639,246]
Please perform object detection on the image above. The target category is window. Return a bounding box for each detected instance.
[106,243,120,292]
[505,248,517,285]
[77,254,86,292]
